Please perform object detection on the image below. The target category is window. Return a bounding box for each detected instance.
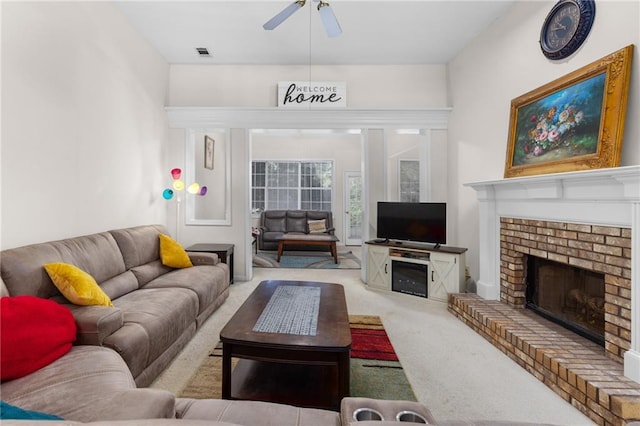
[399,160,419,202]
[251,160,333,213]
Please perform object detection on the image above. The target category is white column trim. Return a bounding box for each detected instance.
[625,201,640,382]
[167,107,451,129]
[419,130,432,201]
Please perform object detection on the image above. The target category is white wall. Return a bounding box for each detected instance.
[1,2,170,249]
[169,65,449,108]
[448,0,640,282]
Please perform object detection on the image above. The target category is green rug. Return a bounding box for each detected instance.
[178,315,415,401]
[253,250,361,269]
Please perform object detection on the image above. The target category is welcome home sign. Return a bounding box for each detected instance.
[277,81,347,108]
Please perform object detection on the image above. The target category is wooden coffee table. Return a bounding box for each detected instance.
[276,234,340,263]
[220,280,351,410]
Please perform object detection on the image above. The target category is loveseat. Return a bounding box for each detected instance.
[0,343,557,426]
[0,224,230,387]
[258,210,335,251]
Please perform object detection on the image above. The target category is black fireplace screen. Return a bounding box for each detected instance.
[526,256,605,346]
[391,260,428,298]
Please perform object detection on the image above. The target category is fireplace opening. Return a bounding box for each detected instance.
[525,256,605,346]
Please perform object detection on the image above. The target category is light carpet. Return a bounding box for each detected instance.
[178,315,415,402]
[253,250,361,269]
[151,268,595,425]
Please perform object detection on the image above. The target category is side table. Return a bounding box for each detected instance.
[186,243,234,284]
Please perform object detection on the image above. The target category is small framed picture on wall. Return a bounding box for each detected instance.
[204,136,215,170]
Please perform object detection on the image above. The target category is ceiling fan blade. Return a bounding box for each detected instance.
[317,1,342,37]
[263,0,306,31]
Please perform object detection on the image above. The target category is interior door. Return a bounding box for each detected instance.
[344,172,362,246]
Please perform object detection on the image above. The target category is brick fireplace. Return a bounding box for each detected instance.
[455,166,640,425]
[500,217,631,362]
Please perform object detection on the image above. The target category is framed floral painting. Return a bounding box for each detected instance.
[504,45,633,178]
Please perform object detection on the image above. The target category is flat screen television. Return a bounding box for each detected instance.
[376,202,446,247]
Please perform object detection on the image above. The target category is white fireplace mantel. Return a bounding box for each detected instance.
[465,165,640,382]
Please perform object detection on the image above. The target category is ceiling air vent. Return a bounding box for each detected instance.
[196,47,211,57]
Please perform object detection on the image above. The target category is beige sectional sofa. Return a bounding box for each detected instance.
[1,343,554,425]
[1,345,340,425]
[0,224,230,387]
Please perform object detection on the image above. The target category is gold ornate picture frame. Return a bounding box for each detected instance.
[504,45,633,178]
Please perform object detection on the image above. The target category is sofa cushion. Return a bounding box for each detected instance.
[143,265,228,318]
[110,225,174,286]
[286,211,308,233]
[103,288,198,380]
[0,401,62,420]
[109,225,168,271]
[262,231,284,241]
[264,217,286,232]
[1,345,175,422]
[130,261,174,287]
[0,232,126,299]
[263,210,287,233]
[307,210,331,221]
[99,270,139,301]
[44,263,113,307]
[0,296,76,380]
[159,234,193,269]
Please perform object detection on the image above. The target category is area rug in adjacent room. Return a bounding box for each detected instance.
[178,315,416,402]
[252,250,361,269]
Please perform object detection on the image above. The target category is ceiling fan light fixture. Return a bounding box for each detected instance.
[317,1,342,38]
[263,0,306,31]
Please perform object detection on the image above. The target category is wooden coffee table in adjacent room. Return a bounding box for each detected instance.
[220,280,351,410]
[276,234,340,263]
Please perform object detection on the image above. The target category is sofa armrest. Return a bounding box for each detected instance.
[187,252,219,266]
[176,399,341,425]
[65,305,124,345]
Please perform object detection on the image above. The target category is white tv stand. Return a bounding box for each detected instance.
[365,240,467,302]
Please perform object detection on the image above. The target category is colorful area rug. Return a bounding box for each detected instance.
[348,315,416,401]
[252,250,361,269]
[178,315,415,401]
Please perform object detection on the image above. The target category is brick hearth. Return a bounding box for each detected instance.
[448,293,640,425]
[463,167,639,425]
[448,217,636,425]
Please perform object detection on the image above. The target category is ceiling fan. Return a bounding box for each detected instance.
[263,0,342,38]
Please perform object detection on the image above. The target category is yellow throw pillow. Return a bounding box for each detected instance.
[43,263,113,307]
[159,234,193,269]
